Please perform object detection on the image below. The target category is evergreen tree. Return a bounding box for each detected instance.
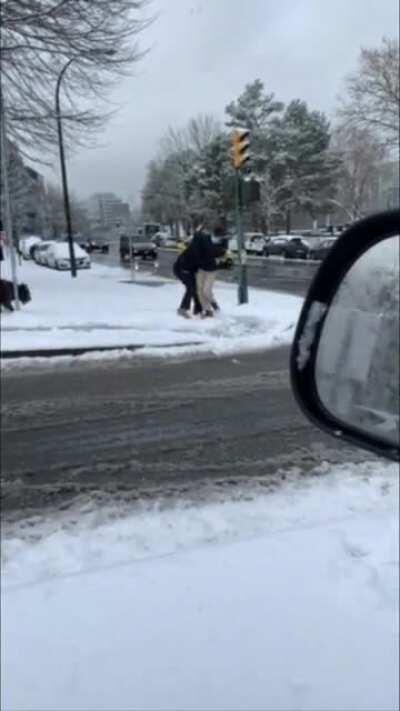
[225,79,284,230]
[267,100,340,230]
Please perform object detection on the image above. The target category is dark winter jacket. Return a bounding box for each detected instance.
[176,231,228,273]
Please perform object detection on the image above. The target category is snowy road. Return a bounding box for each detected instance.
[2,347,370,520]
[94,247,319,297]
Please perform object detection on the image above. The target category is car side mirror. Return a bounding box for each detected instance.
[291,210,399,462]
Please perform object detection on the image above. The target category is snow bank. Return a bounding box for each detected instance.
[1,258,302,362]
[2,460,398,711]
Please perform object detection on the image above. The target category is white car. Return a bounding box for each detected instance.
[244,232,267,255]
[228,236,238,253]
[46,242,91,270]
[229,233,266,255]
[33,240,56,265]
[20,235,42,259]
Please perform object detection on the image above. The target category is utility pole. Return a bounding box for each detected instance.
[54,49,116,278]
[235,169,248,304]
[55,58,78,278]
[231,129,250,305]
[0,94,20,309]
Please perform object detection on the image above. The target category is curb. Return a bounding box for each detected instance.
[1,341,205,360]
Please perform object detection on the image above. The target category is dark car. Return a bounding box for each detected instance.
[119,234,158,262]
[308,237,336,261]
[264,235,309,259]
[79,239,109,254]
[283,237,309,259]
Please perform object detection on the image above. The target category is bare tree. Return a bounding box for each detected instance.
[186,114,222,154]
[330,124,386,221]
[159,114,221,160]
[45,182,90,237]
[153,115,223,232]
[339,37,399,147]
[1,0,150,156]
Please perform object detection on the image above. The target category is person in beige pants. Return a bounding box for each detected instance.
[196,269,217,315]
[196,225,228,317]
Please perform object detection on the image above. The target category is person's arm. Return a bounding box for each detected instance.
[211,238,228,259]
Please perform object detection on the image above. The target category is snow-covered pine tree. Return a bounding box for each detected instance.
[268,100,340,231]
[225,79,284,230]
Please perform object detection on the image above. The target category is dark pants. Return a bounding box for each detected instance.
[174,264,202,313]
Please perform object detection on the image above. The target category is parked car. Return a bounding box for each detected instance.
[152,231,170,247]
[46,242,91,270]
[264,235,309,259]
[32,240,56,265]
[308,237,337,261]
[229,233,266,254]
[79,239,109,254]
[20,235,42,259]
[244,233,268,255]
[283,237,310,259]
[119,235,158,261]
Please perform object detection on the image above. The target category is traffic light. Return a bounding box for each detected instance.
[232,129,250,170]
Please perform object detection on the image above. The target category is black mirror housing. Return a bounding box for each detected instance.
[290,209,400,462]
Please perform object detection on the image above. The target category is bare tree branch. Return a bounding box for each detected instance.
[1,0,152,154]
[339,37,399,148]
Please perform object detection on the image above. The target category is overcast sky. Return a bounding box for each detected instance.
[46,0,398,206]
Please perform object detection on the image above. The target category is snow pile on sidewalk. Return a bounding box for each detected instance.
[1,258,302,359]
[2,460,398,711]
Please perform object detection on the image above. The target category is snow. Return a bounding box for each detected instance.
[49,242,88,259]
[1,256,302,362]
[2,460,398,711]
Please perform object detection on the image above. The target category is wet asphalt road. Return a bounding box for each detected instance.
[1,347,369,521]
[96,247,320,298]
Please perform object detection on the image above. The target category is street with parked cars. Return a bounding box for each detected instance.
[16,228,339,288]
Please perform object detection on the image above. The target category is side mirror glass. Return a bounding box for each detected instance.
[291,210,400,461]
[315,236,399,449]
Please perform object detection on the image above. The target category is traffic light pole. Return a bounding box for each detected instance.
[235,168,248,304]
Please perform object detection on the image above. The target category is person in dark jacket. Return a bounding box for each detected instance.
[196,225,228,317]
[173,225,207,317]
[173,248,203,318]
[173,224,228,318]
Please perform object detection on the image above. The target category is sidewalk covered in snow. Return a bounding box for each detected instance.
[2,459,398,711]
[1,258,303,361]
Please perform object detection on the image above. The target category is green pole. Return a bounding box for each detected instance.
[235,169,248,304]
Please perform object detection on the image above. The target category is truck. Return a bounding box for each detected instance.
[119,234,158,262]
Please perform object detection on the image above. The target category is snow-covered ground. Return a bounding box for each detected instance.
[2,460,398,711]
[1,257,302,363]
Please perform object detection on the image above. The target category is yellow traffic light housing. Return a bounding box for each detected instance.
[232,129,250,170]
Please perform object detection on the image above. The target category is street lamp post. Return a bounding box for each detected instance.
[55,49,115,278]
[55,58,77,277]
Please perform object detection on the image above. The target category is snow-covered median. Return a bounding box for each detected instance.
[1,258,302,362]
[2,461,398,711]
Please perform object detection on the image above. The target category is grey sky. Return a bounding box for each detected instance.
[48,0,398,206]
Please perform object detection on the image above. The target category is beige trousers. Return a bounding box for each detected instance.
[196,270,216,312]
